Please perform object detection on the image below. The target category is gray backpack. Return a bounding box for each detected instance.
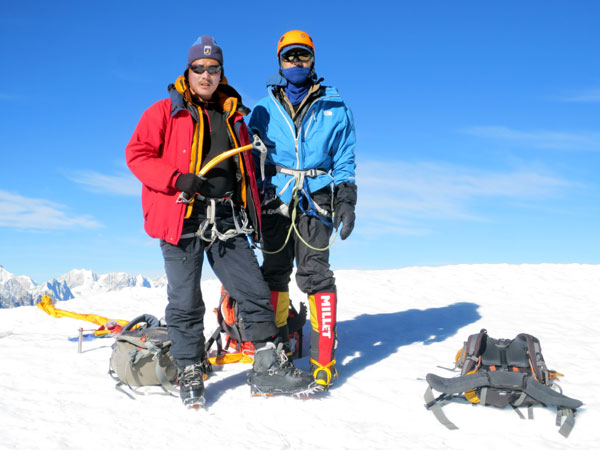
[109,314,178,397]
[424,329,583,438]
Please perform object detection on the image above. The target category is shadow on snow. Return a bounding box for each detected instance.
[330,301,481,388]
[203,301,480,402]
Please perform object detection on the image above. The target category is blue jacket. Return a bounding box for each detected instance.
[248,74,356,205]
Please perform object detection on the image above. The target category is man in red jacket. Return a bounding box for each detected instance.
[126,36,314,408]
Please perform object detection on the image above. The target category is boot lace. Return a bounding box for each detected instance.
[275,342,306,377]
[180,362,204,389]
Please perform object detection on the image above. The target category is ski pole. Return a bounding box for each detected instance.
[78,327,83,353]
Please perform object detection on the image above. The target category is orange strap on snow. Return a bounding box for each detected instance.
[208,352,254,365]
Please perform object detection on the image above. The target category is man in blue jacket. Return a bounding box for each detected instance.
[249,30,357,391]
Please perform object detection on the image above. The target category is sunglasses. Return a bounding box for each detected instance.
[280,50,313,63]
[188,64,222,75]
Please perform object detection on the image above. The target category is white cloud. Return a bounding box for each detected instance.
[0,190,101,231]
[355,161,570,237]
[68,170,141,196]
[462,125,600,151]
[562,89,600,103]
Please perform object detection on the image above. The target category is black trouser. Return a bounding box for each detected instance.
[261,190,336,294]
[161,213,276,368]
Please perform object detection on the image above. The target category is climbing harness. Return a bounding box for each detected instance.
[259,166,338,255]
[297,176,332,227]
[179,195,254,244]
[175,141,257,245]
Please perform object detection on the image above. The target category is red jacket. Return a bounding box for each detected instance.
[126,81,261,245]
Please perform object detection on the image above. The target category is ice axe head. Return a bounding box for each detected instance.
[252,134,267,155]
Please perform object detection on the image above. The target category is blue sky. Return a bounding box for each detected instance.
[1,0,599,283]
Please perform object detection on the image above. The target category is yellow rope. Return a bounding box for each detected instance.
[37,296,129,328]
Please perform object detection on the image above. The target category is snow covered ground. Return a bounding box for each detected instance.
[0,264,598,450]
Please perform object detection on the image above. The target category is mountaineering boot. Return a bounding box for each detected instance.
[247,341,315,395]
[178,362,206,408]
[310,359,338,391]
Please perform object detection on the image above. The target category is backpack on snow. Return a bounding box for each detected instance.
[109,314,180,397]
[205,286,307,358]
[424,329,583,438]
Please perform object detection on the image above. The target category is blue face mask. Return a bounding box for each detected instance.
[282,66,312,85]
[282,66,312,105]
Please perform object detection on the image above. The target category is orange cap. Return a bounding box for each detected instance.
[277,30,315,57]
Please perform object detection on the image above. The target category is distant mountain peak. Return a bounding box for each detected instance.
[1,266,156,309]
[58,269,99,289]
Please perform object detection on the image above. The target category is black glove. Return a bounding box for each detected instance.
[334,202,355,240]
[333,182,357,240]
[175,173,206,195]
[264,164,277,177]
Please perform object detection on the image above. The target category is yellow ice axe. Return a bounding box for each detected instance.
[177,143,253,218]
[200,143,253,176]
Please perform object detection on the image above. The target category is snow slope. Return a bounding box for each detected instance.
[0,264,598,450]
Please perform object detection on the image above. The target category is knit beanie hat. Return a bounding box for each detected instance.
[187,35,223,65]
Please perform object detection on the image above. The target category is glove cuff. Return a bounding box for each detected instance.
[169,170,182,189]
[334,182,357,206]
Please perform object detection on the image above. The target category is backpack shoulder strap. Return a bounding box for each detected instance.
[122,314,161,333]
[427,371,582,409]
[287,301,307,333]
[214,287,249,351]
[424,385,459,430]
[458,329,487,374]
[518,333,548,383]
[425,371,583,436]
[524,377,582,409]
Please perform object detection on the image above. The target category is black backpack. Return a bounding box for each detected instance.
[424,329,583,438]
